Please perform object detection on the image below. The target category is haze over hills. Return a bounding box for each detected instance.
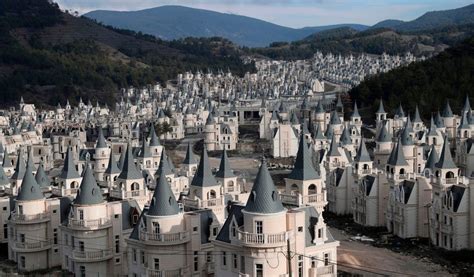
[84,5,368,47]
[85,4,474,48]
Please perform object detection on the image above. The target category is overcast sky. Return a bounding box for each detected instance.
[55,0,473,28]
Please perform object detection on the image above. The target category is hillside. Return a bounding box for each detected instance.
[0,0,255,107]
[84,5,368,47]
[252,24,474,60]
[349,37,474,120]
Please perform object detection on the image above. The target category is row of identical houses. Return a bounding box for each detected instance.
[0,98,339,276]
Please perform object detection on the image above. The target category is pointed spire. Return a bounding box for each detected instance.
[463,95,471,114]
[424,145,438,171]
[149,124,161,147]
[2,153,12,168]
[413,105,422,123]
[442,101,453,118]
[459,111,470,129]
[355,139,371,163]
[117,143,142,180]
[377,99,386,114]
[60,146,80,179]
[351,102,360,118]
[376,122,392,143]
[435,136,457,169]
[288,133,319,180]
[315,100,325,114]
[215,148,235,178]
[138,137,151,158]
[190,147,217,187]
[96,127,107,149]
[435,111,444,127]
[148,162,180,216]
[206,113,216,125]
[328,135,341,157]
[117,150,126,170]
[387,137,408,166]
[0,164,9,186]
[105,151,120,175]
[16,162,43,201]
[313,125,325,140]
[395,103,405,117]
[340,126,352,145]
[244,157,284,214]
[73,164,103,205]
[182,143,197,165]
[11,150,26,180]
[329,110,341,125]
[156,149,173,176]
[428,116,438,136]
[35,162,51,188]
[400,126,414,146]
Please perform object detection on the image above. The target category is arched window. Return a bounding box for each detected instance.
[131,183,140,191]
[399,168,405,175]
[208,190,217,199]
[291,184,299,195]
[308,184,317,195]
[446,171,454,179]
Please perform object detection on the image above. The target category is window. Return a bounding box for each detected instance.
[298,255,304,277]
[53,229,58,244]
[193,226,198,232]
[141,251,145,264]
[213,227,218,236]
[233,254,238,269]
[311,256,317,268]
[115,235,120,253]
[20,234,25,243]
[80,266,86,277]
[53,209,57,214]
[240,256,245,273]
[222,251,227,266]
[256,263,263,277]
[194,251,199,271]
[153,222,160,234]
[154,258,160,270]
[3,224,7,239]
[20,256,25,268]
[255,221,263,234]
[115,258,120,264]
[71,236,75,249]
[318,228,322,238]
[132,249,137,263]
[79,210,84,220]
[231,224,236,237]
[114,214,119,219]
[18,205,23,215]
[79,241,84,252]
[298,226,303,232]
[324,253,330,266]
[2,207,6,211]
[207,252,212,263]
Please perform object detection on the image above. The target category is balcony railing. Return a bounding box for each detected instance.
[14,241,51,251]
[147,266,189,277]
[235,227,288,247]
[11,212,50,223]
[109,189,147,199]
[139,230,190,244]
[52,187,78,196]
[72,249,113,262]
[182,197,224,209]
[68,218,112,230]
[280,193,325,206]
[317,265,335,275]
[207,262,215,273]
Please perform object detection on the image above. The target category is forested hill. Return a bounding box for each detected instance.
[0,0,255,107]
[349,37,474,120]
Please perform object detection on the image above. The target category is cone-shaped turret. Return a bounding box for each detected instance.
[96,127,107,149]
[182,143,197,165]
[17,162,43,201]
[74,164,103,205]
[190,147,217,187]
[435,136,457,169]
[148,162,180,216]
[288,133,319,180]
[117,144,142,180]
[355,139,371,163]
[105,151,120,175]
[60,146,80,179]
[387,137,408,166]
[215,148,235,178]
[35,163,51,188]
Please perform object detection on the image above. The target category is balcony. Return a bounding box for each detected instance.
[317,265,335,276]
[139,230,190,245]
[182,197,224,209]
[68,218,112,230]
[280,193,325,207]
[13,241,51,252]
[72,249,113,262]
[441,224,453,234]
[109,189,147,199]
[10,212,50,224]
[52,187,78,196]
[147,266,189,277]
[207,262,215,273]
[235,227,288,248]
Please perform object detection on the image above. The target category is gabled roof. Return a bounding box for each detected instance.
[190,147,218,187]
[182,143,197,165]
[59,146,80,179]
[288,133,319,180]
[435,137,457,170]
[16,162,44,201]
[117,143,143,180]
[387,137,408,166]
[148,162,180,216]
[105,151,120,175]
[355,139,371,163]
[362,175,376,196]
[215,148,235,179]
[215,204,244,243]
[244,158,284,214]
[73,164,103,205]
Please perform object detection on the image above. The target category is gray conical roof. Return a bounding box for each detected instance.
[288,133,319,180]
[156,149,173,176]
[387,137,408,166]
[428,116,438,136]
[206,113,216,125]
[329,110,341,125]
[413,106,422,123]
[395,103,405,117]
[73,164,103,205]
[377,99,386,114]
[138,138,151,158]
[182,143,197,165]
[462,95,471,114]
[351,102,360,118]
[148,162,180,216]
[96,127,107,149]
[16,164,43,201]
[377,123,392,143]
[340,126,352,145]
[459,111,470,129]
[400,127,414,146]
[0,165,10,186]
[149,124,161,146]
[325,124,334,139]
[117,150,126,170]
[59,146,80,179]
[2,153,12,168]
[215,148,235,178]
[355,139,371,163]
[435,111,444,127]
[105,151,120,175]
[442,101,453,117]
[328,135,341,157]
[315,100,325,113]
[313,125,325,140]
[405,115,413,132]
[190,147,217,187]
[424,145,438,171]
[118,144,142,180]
[290,112,299,125]
[435,137,457,169]
[244,158,284,214]
[11,151,26,180]
[35,163,51,188]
